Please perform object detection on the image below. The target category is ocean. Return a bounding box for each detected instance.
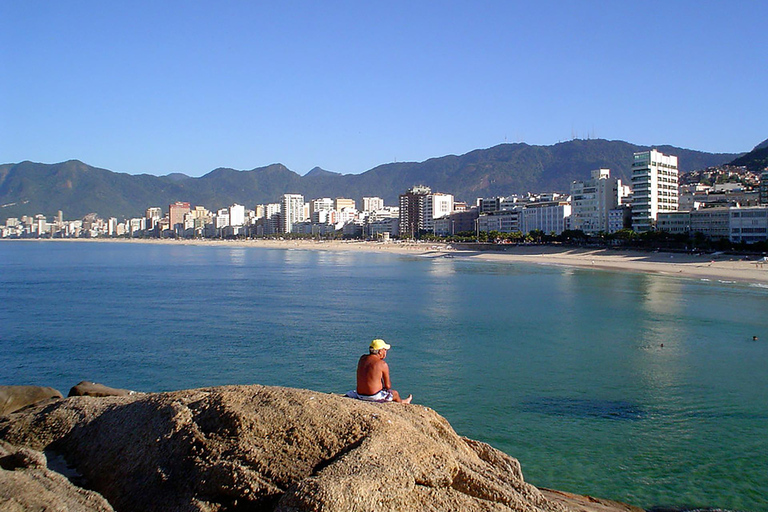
[1,240,767,511]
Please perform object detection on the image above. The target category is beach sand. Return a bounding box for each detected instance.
[12,237,768,285]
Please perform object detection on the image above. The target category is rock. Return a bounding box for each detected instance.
[68,381,134,397]
[0,386,63,416]
[0,385,639,511]
[0,441,114,511]
[541,488,646,512]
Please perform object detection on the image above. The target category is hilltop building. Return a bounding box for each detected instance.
[631,150,679,232]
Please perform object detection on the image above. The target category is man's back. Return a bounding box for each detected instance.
[356,354,389,396]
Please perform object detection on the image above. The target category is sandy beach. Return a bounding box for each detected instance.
[14,237,768,286]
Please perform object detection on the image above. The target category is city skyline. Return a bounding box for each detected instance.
[2,1,767,177]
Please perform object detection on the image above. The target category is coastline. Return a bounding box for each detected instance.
[6,237,768,285]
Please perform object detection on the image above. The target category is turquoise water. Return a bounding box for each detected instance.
[1,241,767,511]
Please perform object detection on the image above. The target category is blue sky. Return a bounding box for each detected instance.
[2,1,766,177]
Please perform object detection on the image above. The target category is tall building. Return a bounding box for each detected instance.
[334,198,356,211]
[760,171,768,205]
[310,198,334,214]
[281,194,305,233]
[229,204,245,226]
[146,207,162,231]
[423,193,454,232]
[399,186,431,238]
[169,202,191,234]
[362,197,384,212]
[570,169,622,234]
[631,150,679,232]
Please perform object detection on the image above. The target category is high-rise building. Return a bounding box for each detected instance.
[760,171,768,205]
[631,150,679,232]
[398,185,431,238]
[281,194,305,233]
[362,197,385,212]
[310,198,334,214]
[229,204,245,227]
[169,202,191,234]
[423,193,454,232]
[571,169,622,234]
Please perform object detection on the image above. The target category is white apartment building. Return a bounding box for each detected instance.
[522,201,571,235]
[423,193,454,232]
[631,150,679,232]
[362,197,385,212]
[229,204,245,227]
[281,194,305,233]
[656,211,691,235]
[730,206,768,243]
[571,169,622,234]
[214,208,230,230]
[657,206,768,244]
[690,208,730,240]
[310,198,334,214]
[477,208,522,233]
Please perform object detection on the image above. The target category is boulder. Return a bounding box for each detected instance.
[0,385,639,512]
[0,440,114,511]
[68,381,134,397]
[0,386,63,416]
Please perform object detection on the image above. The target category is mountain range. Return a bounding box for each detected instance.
[1,138,760,221]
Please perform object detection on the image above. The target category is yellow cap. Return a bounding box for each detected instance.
[370,339,391,351]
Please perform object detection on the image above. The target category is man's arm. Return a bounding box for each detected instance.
[380,361,392,390]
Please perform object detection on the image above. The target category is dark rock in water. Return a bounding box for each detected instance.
[523,397,645,420]
[0,384,644,512]
[0,386,63,416]
[0,440,114,511]
[68,381,134,397]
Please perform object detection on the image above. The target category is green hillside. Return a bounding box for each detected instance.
[0,139,743,221]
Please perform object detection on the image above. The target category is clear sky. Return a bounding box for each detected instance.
[2,1,766,177]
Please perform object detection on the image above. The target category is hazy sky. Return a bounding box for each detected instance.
[2,1,766,177]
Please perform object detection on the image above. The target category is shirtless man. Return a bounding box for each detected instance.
[356,339,412,403]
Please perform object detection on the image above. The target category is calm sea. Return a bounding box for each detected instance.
[1,240,767,511]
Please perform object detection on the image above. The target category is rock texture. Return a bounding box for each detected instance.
[0,386,63,416]
[68,381,135,397]
[0,441,114,511]
[0,385,640,512]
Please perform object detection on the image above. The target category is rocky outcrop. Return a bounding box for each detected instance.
[0,385,640,512]
[68,381,135,397]
[0,386,63,416]
[0,386,62,416]
[0,441,114,511]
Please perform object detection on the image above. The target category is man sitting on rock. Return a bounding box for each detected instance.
[345,339,412,403]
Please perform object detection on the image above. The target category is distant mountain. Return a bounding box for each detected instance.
[162,173,192,182]
[0,139,742,221]
[305,167,342,177]
[728,139,768,172]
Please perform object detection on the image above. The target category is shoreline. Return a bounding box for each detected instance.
[5,237,768,285]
